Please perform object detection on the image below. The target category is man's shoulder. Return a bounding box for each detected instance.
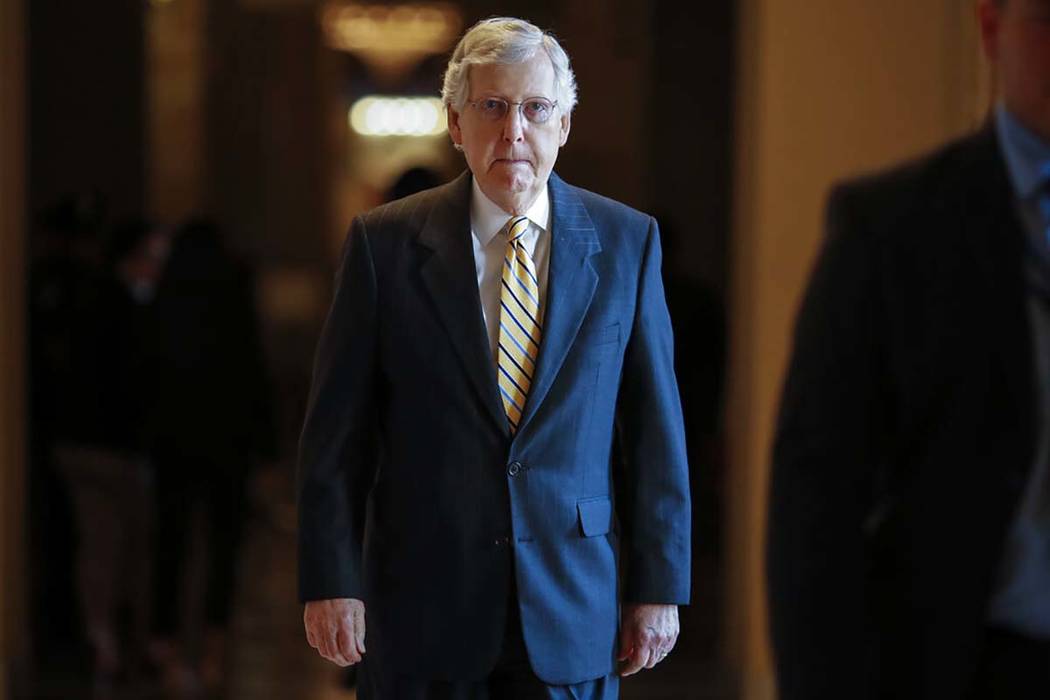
[829,126,999,226]
[552,175,653,247]
[558,179,650,223]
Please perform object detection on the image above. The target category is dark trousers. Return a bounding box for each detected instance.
[358,600,618,700]
[969,627,1050,699]
[152,454,247,637]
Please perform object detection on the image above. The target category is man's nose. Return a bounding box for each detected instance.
[501,106,525,142]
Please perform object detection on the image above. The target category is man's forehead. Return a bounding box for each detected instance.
[468,54,557,96]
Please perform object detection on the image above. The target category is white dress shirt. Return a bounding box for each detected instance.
[469,178,552,364]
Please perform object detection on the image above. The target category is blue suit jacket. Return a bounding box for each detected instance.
[298,171,690,684]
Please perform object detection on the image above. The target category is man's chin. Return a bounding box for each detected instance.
[492,175,534,195]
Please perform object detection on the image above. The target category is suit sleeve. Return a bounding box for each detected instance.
[767,185,888,699]
[297,216,380,602]
[616,217,692,605]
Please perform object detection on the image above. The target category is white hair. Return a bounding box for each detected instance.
[441,17,578,114]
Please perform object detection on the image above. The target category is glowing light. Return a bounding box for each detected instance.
[321,3,460,53]
[320,3,462,81]
[349,96,447,137]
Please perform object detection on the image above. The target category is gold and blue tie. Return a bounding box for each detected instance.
[497,215,543,433]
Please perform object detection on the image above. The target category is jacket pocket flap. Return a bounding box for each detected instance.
[577,497,612,537]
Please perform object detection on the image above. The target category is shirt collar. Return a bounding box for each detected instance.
[995,102,1050,200]
[469,177,550,247]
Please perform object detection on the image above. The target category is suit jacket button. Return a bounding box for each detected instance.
[508,461,522,477]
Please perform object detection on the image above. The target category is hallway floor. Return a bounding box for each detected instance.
[25,472,732,699]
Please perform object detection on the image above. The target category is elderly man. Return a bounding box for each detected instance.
[297,17,691,699]
[768,1,1050,698]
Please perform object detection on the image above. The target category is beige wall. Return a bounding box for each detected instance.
[0,0,27,694]
[726,1,989,697]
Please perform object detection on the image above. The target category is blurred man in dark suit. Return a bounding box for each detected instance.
[768,1,1050,697]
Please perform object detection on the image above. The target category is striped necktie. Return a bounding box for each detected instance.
[497,215,544,433]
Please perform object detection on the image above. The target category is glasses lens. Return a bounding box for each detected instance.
[478,98,508,121]
[522,99,554,124]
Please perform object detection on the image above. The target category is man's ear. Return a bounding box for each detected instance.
[558,112,571,147]
[447,106,463,147]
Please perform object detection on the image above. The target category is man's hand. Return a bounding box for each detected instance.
[617,603,679,676]
[303,598,366,666]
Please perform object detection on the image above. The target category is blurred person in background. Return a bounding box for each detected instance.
[298,17,691,700]
[385,165,443,203]
[768,0,1050,697]
[145,218,275,695]
[28,192,108,660]
[47,216,164,690]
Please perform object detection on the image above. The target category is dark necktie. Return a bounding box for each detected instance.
[1038,162,1050,249]
[1029,164,1050,300]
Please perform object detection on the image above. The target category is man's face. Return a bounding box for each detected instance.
[981,0,1050,140]
[447,52,571,215]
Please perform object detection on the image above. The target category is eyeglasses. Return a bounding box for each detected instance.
[465,96,559,124]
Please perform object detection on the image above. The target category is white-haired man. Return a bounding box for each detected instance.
[298,17,691,698]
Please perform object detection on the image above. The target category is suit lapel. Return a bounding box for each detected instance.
[517,173,602,435]
[417,172,510,438]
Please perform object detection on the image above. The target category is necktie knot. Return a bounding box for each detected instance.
[506,216,530,242]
